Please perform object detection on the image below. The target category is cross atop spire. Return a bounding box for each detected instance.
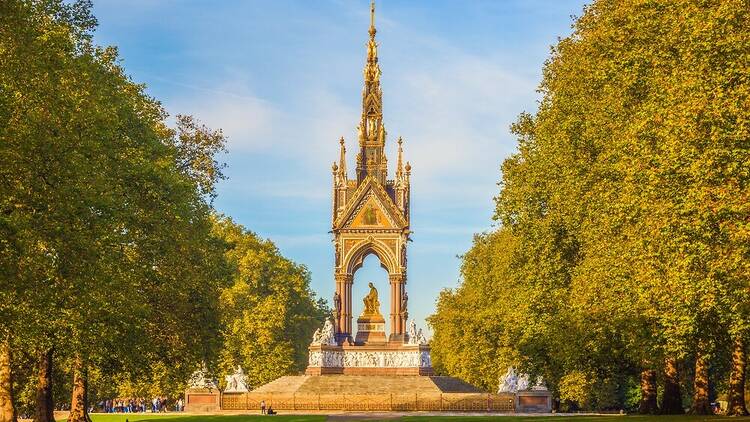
[369,0,376,38]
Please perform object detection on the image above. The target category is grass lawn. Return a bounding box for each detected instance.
[59,414,750,422]
[61,415,325,422]
[399,417,750,422]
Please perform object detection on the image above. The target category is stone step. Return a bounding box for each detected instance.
[251,375,483,395]
[252,375,309,393]
[429,376,483,393]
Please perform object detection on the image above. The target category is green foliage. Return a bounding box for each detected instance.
[430,0,750,411]
[213,216,329,389]
[428,230,521,391]
[0,0,232,414]
[558,371,593,408]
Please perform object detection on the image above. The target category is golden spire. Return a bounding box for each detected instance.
[364,0,380,84]
[396,136,404,179]
[357,0,386,184]
[338,136,347,179]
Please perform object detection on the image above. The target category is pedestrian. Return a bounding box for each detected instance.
[260,400,266,415]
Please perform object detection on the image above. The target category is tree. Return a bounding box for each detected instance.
[213,217,328,388]
[0,339,14,422]
[0,1,230,421]
[428,230,521,391]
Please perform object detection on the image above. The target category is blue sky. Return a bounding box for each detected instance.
[91,0,588,335]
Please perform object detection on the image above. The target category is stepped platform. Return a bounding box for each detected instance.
[252,375,482,395]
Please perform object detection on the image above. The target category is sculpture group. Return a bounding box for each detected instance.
[224,366,249,393]
[497,367,548,393]
[310,319,337,346]
[187,363,217,390]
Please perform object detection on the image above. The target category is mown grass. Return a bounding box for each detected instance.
[399,416,750,422]
[62,415,324,422]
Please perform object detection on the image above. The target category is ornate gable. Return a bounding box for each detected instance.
[334,177,406,230]
[350,195,394,228]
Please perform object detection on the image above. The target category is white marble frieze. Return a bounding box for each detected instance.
[308,349,432,368]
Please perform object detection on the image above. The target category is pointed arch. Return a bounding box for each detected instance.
[344,238,398,276]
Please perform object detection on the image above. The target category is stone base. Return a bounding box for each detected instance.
[388,333,406,342]
[516,390,552,412]
[306,343,432,376]
[354,314,386,345]
[184,388,220,412]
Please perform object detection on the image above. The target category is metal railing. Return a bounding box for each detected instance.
[221,392,515,412]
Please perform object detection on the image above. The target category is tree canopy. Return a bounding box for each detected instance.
[430,0,750,414]
[213,217,328,389]
[0,1,324,421]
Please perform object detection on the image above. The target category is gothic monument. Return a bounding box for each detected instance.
[305,0,432,376]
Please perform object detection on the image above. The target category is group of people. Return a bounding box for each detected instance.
[100,397,184,413]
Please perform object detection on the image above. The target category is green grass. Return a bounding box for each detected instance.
[398,417,750,422]
[62,415,324,422]
[60,414,750,422]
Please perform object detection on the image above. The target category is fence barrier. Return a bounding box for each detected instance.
[221,392,515,412]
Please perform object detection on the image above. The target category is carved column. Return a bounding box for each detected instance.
[389,273,405,341]
[335,273,353,343]
[389,282,398,334]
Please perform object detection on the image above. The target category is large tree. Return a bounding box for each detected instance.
[0,1,230,421]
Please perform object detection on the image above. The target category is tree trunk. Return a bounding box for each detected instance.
[67,356,91,422]
[690,346,711,415]
[638,368,658,414]
[727,336,749,416]
[661,357,684,414]
[33,348,55,422]
[0,339,16,422]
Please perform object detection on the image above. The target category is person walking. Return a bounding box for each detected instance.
[260,400,266,415]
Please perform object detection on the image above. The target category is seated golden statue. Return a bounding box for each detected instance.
[362,282,381,316]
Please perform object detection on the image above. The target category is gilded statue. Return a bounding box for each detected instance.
[363,282,381,316]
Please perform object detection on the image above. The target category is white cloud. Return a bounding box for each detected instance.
[166,82,278,152]
[384,46,537,203]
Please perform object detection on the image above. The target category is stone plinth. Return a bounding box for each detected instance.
[305,343,433,376]
[184,387,220,412]
[516,390,552,412]
[354,314,386,345]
